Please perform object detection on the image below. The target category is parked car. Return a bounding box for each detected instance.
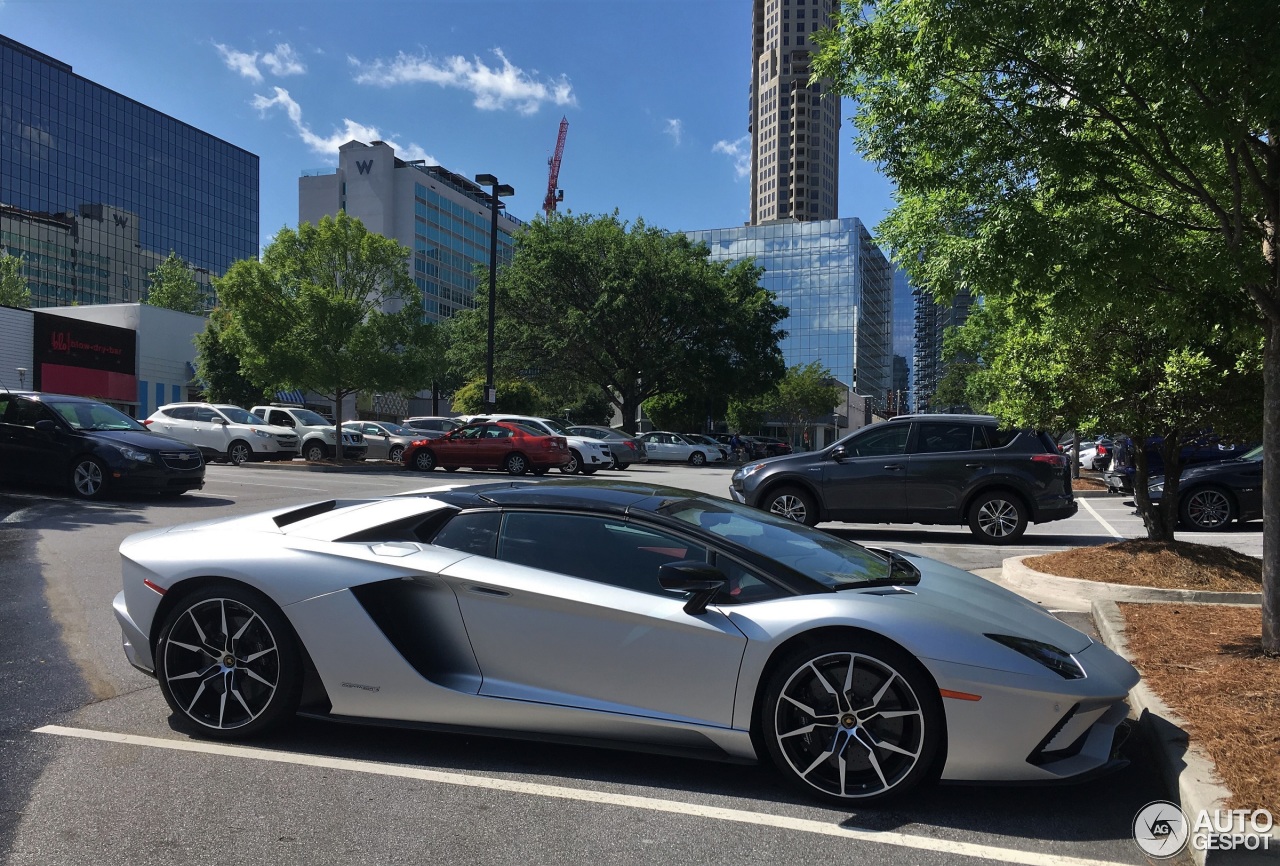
[639,431,726,466]
[1147,444,1263,530]
[403,416,462,438]
[0,391,204,499]
[752,436,794,457]
[730,414,1076,543]
[402,420,570,475]
[250,405,366,462]
[709,432,766,460]
[114,479,1139,805]
[470,415,610,475]
[566,425,648,469]
[144,402,299,464]
[342,421,419,463]
[682,433,732,462]
[1102,435,1255,494]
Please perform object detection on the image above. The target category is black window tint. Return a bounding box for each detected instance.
[497,512,707,595]
[429,511,500,556]
[847,424,909,457]
[914,422,981,454]
[711,554,785,605]
[5,398,52,426]
[194,407,219,422]
[167,406,195,421]
[986,428,1021,448]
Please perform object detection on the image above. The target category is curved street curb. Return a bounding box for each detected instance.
[1003,555,1262,605]
[1091,600,1263,866]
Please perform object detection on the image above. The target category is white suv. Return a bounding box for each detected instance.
[250,405,367,462]
[144,403,299,465]
[469,414,611,474]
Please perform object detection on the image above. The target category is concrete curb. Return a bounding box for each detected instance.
[1003,555,1262,606]
[1092,600,1244,866]
[244,460,406,474]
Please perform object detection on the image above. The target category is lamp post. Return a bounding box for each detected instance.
[474,173,514,412]
[16,367,27,389]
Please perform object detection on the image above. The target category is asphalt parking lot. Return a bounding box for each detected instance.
[0,462,1219,866]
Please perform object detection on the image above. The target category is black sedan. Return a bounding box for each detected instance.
[0,391,204,500]
[1149,444,1263,530]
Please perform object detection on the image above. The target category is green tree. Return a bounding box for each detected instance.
[814,2,1280,648]
[144,251,204,314]
[770,362,844,444]
[214,213,443,450]
[447,212,788,433]
[642,392,705,433]
[0,251,31,308]
[450,377,544,416]
[194,308,268,407]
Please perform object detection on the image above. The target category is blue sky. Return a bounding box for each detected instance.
[1,0,898,250]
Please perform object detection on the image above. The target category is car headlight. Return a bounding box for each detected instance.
[732,462,768,482]
[113,445,153,463]
[1148,482,1164,494]
[251,428,273,438]
[324,431,337,441]
[985,634,1085,679]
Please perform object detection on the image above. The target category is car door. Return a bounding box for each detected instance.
[905,420,991,524]
[356,423,389,459]
[190,406,230,454]
[441,510,747,727]
[0,397,72,483]
[819,423,910,521]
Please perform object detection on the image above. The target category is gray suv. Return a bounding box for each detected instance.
[729,414,1076,543]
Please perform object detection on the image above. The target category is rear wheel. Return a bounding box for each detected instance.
[615,463,630,471]
[1179,486,1235,531]
[227,440,252,466]
[505,453,529,476]
[412,449,436,472]
[155,583,302,739]
[70,456,108,500]
[761,636,943,805]
[765,486,819,527]
[967,491,1028,543]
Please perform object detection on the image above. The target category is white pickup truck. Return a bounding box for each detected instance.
[250,405,367,462]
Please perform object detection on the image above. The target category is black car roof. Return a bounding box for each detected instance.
[6,391,106,405]
[427,479,707,515]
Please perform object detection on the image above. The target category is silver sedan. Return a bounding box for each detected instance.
[342,421,419,463]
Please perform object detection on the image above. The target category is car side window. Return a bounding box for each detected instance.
[428,511,501,557]
[486,426,511,439]
[846,425,909,457]
[711,554,785,605]
[268,411,292,426]
[914,422,981,454]
[167,406,195,421]
[4,398,54,427]
[985,428,1020,448]
[194,407,219,423]
[363,424,381,435]
[496,512,708,596]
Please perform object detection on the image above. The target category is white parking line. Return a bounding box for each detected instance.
[202,477,325,492]
[1079,499,1125,540]
[35,725,1128,866]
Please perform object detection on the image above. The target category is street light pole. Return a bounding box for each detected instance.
[474,174,514,413]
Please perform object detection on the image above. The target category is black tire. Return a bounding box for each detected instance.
[581,465,598,476]
[70,456,108,500]
[761,635,943,805]
[531,467,549,476]
[444,466,459,473]
[387,445,405,464]
[303,441,327,463]
[155,582,302,739]
[412,449,437,472]
[689,450,707,467]
[505,453,529,476]
[967,490,1028,543]
[765,485,819,527]
[561,450,582,474]
[1178,485,1235,531]
[615,463,630,471]
[227,440,252,466]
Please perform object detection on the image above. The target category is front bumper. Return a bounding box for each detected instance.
[113,590,155,675]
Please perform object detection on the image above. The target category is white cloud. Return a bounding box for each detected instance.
[352,48,576,116]
[664,118,683,146]
[214,42,263,83]
[251,86,437,163]
[713,136,752,180]
[262,43,306,77]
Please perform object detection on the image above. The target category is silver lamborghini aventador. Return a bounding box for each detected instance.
[113,480,1140,805]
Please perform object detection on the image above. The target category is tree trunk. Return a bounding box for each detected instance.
[1263,317,1279,652]
[1132,436,1177,542]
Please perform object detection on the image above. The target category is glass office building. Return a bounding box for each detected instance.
[684,218,893,400]
[0,35,259,308]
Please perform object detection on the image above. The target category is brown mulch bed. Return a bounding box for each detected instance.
[1025,540,1262,593]
[1119,603,1279,812]
[1072,476,1109,491]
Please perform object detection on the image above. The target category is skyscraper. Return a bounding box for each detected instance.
[749,0,840,225]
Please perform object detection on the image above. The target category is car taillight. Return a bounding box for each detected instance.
[626,442,638,451]
[1096,444,1108,457]
[142,419,153,426]
[1031,453,1068,467]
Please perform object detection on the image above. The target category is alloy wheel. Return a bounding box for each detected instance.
[976,498,1020,537]
[1184,488,1232,529]
[72,459,104,498]
[228,442,251,465]
[770,493,808,523]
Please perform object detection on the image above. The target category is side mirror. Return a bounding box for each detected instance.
[830,445,848,461]
[34,419,58,434]
[659,560,728,616]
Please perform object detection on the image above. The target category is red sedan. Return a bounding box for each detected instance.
[403,421,570,475]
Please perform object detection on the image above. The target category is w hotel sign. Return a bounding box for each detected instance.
[32,311,137,403]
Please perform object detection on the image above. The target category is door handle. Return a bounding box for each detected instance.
[965,463,985,468]
[883,464,904,471]
[467,586,511,597]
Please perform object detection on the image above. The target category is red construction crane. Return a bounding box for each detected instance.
[543,116,569,214]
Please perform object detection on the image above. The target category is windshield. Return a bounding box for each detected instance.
[512,422,547,436]
[381,423,413,435]
[1241,444,1263,462]
[48,400,146,432]
[218,406,260,424]
[653,496,892,588]
[539,418,569,435]
[292,409,331,426]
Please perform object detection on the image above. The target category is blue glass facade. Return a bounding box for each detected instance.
[0,35,259,307]
[684,218,893,399]
[413,177,514,322]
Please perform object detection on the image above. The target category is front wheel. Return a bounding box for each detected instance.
[227,440,252,466]
[765,486,819,527]
[387,445,405,464]
[155,583,302,739]
[412,449,436,472]
[1179,486,1235,531]
[689,450,707,467]
[70,456,108,500]
[304,441,327,463]
[761,637,943,805]
[561,450,582,474]
[967,491,1028,543]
